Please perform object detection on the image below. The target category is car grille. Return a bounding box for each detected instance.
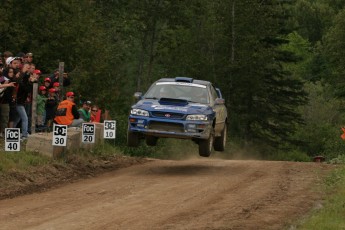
[149,121,184,133]
[151,111,185,119]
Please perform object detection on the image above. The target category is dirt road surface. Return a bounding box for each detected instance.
[0,159,331,230]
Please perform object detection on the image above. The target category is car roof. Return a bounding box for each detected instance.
[156,77,211,86]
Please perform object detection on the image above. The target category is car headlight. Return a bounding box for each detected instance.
[131,109,149,117]
[186,114,208,121]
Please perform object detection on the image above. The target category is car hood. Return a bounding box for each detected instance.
[132,98,213,114]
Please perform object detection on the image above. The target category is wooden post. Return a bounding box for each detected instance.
[31,83,38,134]
[58,62,64,101]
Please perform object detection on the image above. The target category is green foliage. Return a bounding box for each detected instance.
[298,166,345,230]
[329,155,345,164]
[266,149,311,162]
[292,82,345,160]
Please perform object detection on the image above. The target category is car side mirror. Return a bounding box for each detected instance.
[134,92,143,100]
[215,98,225,105]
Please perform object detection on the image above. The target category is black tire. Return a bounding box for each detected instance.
[214,125,227,151]
[146,136,158,146]
[127,130,140,147]
[198,130,214,157]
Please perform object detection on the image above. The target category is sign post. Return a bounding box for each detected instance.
[52,124,67,146]
[5,128,20,151]
[82,123,95,143]
[103,120,116,139]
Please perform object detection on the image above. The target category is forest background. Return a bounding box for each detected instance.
[1,0,345,160]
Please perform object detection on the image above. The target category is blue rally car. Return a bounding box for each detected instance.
[127,77,228,157]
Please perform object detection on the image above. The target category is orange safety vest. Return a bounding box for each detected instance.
[54,100,75,125]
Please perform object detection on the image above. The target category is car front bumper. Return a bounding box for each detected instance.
[128,116,212,139]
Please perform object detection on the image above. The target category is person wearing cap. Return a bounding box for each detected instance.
[78,100,91,122]
[5,56,21,69]
[52,82,60,100]
[54,92,83,127]
[43,77,52,90]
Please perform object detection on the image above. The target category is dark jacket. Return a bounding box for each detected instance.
[16,72,33,105]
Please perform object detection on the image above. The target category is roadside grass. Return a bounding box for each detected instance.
[296,157,345,230]
[0,141,122,174]
[0,150,51,174]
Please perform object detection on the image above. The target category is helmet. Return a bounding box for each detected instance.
[39,86,46,91]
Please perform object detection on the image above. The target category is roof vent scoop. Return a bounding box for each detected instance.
[175,77,193,83]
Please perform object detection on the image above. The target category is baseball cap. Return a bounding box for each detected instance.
[5,57,15,65]
[44,77,51,82]
[39,86,46,91]
[33,69,41,75]
[53,82,60,87]
[66,92,74,97]
[49,88,56,93]
[83,100,92,105]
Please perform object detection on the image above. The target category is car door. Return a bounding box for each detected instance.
[210,86,227,134]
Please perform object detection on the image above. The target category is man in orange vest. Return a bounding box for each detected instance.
[54,92,83,127]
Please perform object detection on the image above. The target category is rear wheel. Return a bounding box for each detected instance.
[146,136,158,146]
[214,125,227,151]
[198,130,214,157]
[127,130,140,147]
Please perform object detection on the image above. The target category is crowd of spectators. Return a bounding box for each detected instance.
[0,51,101,141]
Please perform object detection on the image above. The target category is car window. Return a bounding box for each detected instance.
[210,86,218,101]
[144,83,209,104]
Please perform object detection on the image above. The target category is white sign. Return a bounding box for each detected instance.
[104,120,116,139]
[82,123,95,143]
[52,124,67,146]
[5,128,20,151]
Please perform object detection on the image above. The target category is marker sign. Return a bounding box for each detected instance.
[5,128,20,151]
[104,120,116,139]
[82,123,95,143]
[52,124,67,146]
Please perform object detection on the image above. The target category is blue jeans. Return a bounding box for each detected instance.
[13,105,28,138]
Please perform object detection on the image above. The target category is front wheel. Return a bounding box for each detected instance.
[127,130,140,147]
[198,130,214,157]
[214,125,227,151]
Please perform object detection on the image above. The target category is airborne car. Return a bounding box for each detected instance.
[127,77,228,157]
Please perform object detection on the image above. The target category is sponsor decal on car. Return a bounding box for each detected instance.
[151,105,188,112]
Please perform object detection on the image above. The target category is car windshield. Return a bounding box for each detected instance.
[144,82,209,104]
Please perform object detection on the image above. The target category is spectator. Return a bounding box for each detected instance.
[90,105,101,123]
[12,63,35,141]
[54,92,83,127]
[78,100,91,122]
[45,88,58,129]
[24,69,41,134]
[25,52,34,64]
[2,51,13,64]
[6,57,21,69]
[49,69,71,87]
[52,82,60,100]
[43,77,52,90]
[36,86,47,127]
[0,68,16,136]
[16,52,26,67]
